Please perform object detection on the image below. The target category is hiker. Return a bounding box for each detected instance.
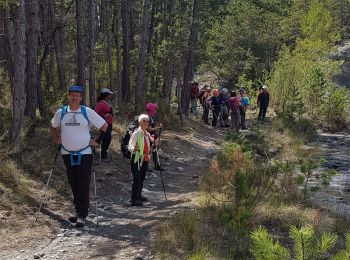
[50,85,108,227]
[145,103,164,171]
[190,82,199,117]
[239,87,250,129]
[208,89,220,127]
[228,90,241,132]
[200,85,211,124]
[94,88,113,159]
[218,88,230,127]
[128,114,153,206]
[257,85,270,120]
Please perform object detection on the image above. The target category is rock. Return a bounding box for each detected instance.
[57,233,64,237]
[176,167,184,172]
[33,254,40,259]
[20,250,25,253]
[39,253,45,257]
[148,183,156,188]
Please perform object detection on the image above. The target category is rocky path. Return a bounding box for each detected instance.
[0,119,223,260]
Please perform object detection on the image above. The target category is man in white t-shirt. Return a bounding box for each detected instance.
[50,85,108,227]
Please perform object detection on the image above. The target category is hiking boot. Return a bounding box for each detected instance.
[140,196,148,202]
[76,218,86,227]
[131,201,143,207]
[68,215,78,223]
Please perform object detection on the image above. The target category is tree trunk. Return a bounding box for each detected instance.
[121,0,130,103]
[113,6,122,114]
[88,0,96,107]
[181,0,200,118]
[129,0,135,50]
[11,0,27,141]
[76,0,86,102]
[24,0,40,138]
[106,1,114,92]
[147,2,157,54]
[50,0,65,91]
[135,0,150,113]
[4,8,15,83]
[163,0,175,111]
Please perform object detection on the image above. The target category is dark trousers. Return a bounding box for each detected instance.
[258,105,268,119]
[101,124,112,158]
[212,107,220,127]
[239,106,246,129]
[152,151,160,169]
[202,104,209,124]
[63,154,93,218]
[130,159,149,203]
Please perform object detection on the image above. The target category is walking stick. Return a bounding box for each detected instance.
[156,128,167,200]
[92,147,99,227]
[35,145,61,221]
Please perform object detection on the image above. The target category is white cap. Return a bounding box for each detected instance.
[101,88,113,94]
[262,85,267,89]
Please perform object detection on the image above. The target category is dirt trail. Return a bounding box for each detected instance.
[0,119,223,260]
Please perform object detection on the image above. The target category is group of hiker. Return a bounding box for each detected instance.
[49,82,269,227]
[50,85,164,226]
[190,82,270,132]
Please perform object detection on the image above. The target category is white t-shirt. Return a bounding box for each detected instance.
[51,106,106,155]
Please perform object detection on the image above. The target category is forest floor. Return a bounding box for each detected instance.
[0,118,225,260]
[1,113,349,260]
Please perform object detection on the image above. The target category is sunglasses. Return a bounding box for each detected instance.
[141,120,149,123]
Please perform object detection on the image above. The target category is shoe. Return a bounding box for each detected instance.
[68,215,78,223]
[76,218,86,227]
[140,196,148,202]
[131,201,143,206]
[155,166,166,171]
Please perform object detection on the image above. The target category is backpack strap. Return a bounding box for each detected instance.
[60,105,90,126]
[61,145,90,166]
[80,105,91,126]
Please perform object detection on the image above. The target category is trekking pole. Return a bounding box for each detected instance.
[35,145,61,221]
[92,147,99,227]
[156,129,167,200]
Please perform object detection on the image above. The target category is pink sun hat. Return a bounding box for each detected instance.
[146,103,157,116]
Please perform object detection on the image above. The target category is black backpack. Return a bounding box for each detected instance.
[120,116,139,159]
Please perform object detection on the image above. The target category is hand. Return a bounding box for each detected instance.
[104,113,110,118]
[89,139,98,147]
[55,137,61,145]
[157,123,163,128]
[134,144,138,151]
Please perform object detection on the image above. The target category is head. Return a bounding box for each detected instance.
[213,89,219,97]
[230,91,237,97]
[146,103,157,117]
[205,85,211,92]
[262,85,268,92]
[221,88,228,95]
[68,85,83,107]
[239,87,245,95]
[98,88,113,101]
[138,114,150,131]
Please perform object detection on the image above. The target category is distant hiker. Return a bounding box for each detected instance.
[257,85,270,120]
[239,87,250,129]
[208,88,220,127]
[228,90,241,132]
[190,82,200,117]
[50,85,108,227]
[201,85,211,124]
[218,88,229,127]
[145,103,164,171]
[94,88,113,159]
[128,114,153,206]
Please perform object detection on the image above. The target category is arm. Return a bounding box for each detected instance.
[128,131,138,153]
[50,126,61,144]
[90,122,108,146]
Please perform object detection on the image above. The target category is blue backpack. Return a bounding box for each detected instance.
[60,105,90,126]
[59,105,91,166]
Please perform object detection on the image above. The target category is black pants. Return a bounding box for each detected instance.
[130,159,148,203]
[101,124,112,158]
[239,106,246,129]
[63,154,93,218]
[212,107,220,127]
[202,104,209,124]
[152,151,160,169]
[258,105,268,119]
